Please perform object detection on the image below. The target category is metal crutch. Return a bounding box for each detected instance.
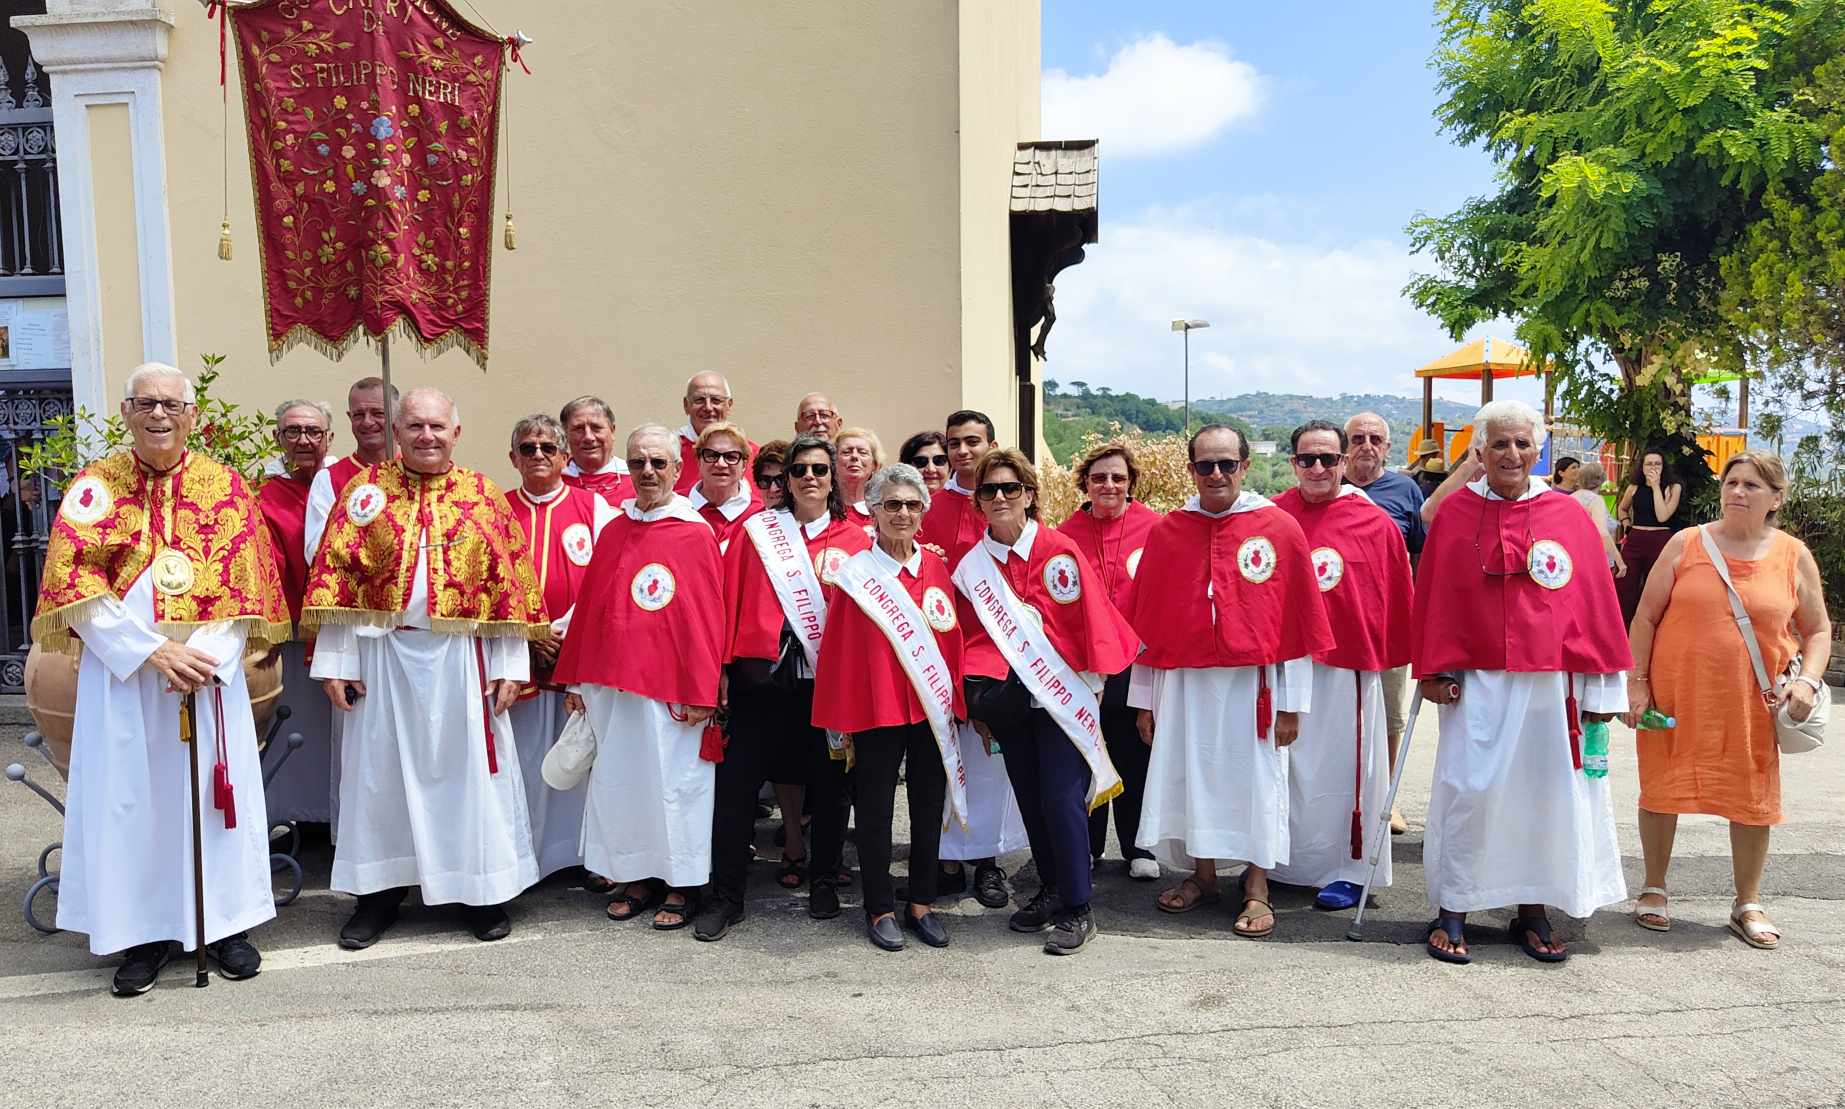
[1346,687,1428,942]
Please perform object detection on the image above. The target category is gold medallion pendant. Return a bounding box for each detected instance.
[151,548,196,596]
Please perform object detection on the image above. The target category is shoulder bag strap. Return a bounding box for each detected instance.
[1698,525,1775,701]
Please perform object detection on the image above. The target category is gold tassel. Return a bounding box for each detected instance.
[217,218,234,261]
[503,212,517,251]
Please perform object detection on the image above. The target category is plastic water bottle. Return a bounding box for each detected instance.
[1583,720,1610,778]
[1637,707,1676,730]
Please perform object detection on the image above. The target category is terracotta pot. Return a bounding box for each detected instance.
[24,640,287,782]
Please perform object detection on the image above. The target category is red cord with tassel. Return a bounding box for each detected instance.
[1565,672,1582,771]
[474,640,500,775]
[1349,672,1363,860]
[211,687,236,830]
[1256,665,1273,741]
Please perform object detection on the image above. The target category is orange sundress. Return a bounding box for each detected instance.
[1639,529,1800,825]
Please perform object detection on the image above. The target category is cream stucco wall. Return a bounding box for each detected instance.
[114,0,1040,475]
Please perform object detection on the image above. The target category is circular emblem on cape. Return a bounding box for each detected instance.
[346,483,387,526]
[561,523,594,567]
[1125,547,1145,578]
[922,586,957,632]
[814,546,851,586]
[631,562,676,611]
[1311,546,1345,592]
[1237,536,1277,584]
[60,476,111,525]
[1043,553,1082,605]
[151,548,195,596]
[1527,539,1573,590]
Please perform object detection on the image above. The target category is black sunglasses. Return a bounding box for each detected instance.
[627,457,673,472]
[909,453,949,468]
[1291,453,1342,470]
[976,481,1028,502]
[786,462,831,478]
[517,441,560,458]
[1189,459,1242,476]
[755,474,785,490]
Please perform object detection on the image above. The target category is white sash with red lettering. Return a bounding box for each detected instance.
[835,549,968,829]
[742,509,828,669]
[951,545,1123,812]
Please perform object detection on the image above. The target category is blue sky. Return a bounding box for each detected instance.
[1039,0,1548,410]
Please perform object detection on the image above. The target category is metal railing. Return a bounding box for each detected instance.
[0,377,68,689]
[0,51,60,298]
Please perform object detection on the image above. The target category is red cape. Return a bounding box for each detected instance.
[1413,484,1633,675]
[674,435,761,494]
[258,470,314,622]
[724,513,871,663]
[956,525,1141,681]
[551,511,723,706]
[1056,501,1161,610]
[694,487,764,555]
[812,551,967,732]
[564,466,634,505]
[1273,488,1412,672]
[919,486,986,568]
[504,485,603,623]
[1122,503,1334,668]
[325,455,367,501]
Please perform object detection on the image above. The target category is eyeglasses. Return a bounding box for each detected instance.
[1472,503,1534,578]
[1291,453,1342,471]
[517,441,560,458]
[1086,472,1129,485]
[698,448,744,465]
[1189,459,1242,477]
[756,474,785,490]
[786,462,831,478]
[878,499,925,515]
[799,410,837,424]
[129,398,190,416]
[686,393,729,407]
[909,453,949,469]
[280,426,326,442]
[976,481,1028,502]
[627,457,673,472]
[1350,433,1387,446]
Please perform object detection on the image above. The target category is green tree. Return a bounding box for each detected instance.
[1406,0,1844,475]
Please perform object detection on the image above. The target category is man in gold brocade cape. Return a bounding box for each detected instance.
[35,362,291,997]
[302,387,547,950]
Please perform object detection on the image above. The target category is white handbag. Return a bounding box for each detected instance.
[1699,526,1828,753]
[540,709,598,790]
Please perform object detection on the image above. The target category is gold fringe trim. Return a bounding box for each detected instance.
[30,593,118,648]
[32,603,291,656]
[154,616,295,652]
[302,605,546,640]
[1086,777,1125,815]
[266,316,489,372]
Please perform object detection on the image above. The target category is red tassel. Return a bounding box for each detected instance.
[1350,811,1364,862]
[475,640,499,775]
[214,763,237,830]
[1351,672,1363,860]
[1566,673,1582,771]
[1255,668,1273,741]
[699,720,727,763]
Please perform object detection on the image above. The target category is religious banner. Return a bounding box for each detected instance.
[231,0,509,366]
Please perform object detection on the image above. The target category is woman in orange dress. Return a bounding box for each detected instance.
[1626,451,1831,949]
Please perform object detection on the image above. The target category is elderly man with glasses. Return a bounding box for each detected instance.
[1123,424,1332,939]
[793,392,844,441]
[674,373,758,493]
[35,362,291,995]
[1267,421,1414,912]
[504,413,620,881]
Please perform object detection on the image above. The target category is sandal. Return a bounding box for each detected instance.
[581,871,618,894]
[1426,914,1471,964]
[1156,876,1220,914]
[1728,902,1780,950]
[1232,897,1275,939]
[777,854,808,891]
[1512,911,1568,963]
[1633,886,1670,932]
[606,881,663,922]
[653,889,696,931]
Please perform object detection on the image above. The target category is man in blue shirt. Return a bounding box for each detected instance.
[1344,412,1425,835]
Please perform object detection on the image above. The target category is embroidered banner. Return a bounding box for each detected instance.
[231,0,507,365]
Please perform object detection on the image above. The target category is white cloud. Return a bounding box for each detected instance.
[1042,35,1262,158]
[1042,206,1534,407]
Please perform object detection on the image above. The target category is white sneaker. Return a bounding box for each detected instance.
[1129,858,1160,881]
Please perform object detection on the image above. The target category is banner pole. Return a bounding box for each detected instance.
[381,331,395,456]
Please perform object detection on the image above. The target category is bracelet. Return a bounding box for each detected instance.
[1790,675,1824,694]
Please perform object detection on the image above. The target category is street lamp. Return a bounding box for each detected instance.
[1170,319,1210,431]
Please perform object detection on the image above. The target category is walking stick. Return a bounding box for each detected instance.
[180,691,210,987]
[1346,687,1425,942]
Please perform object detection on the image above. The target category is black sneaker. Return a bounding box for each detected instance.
[111,941,174,997]
[1044,908,1095,955]
[1008,887,1061,933]
[340,889,406,950]
[973,863,1010,908]
[692,898,745,942]
[808,878,841,920]
[208,933,262,980]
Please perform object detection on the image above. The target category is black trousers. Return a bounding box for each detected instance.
[999,707,1095,911]
[1088,703,1153,862]
[708,677,847,905]
[853,722,945,917]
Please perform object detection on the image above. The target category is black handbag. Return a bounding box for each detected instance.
[964,670,1032,734]
[730,624,806,694]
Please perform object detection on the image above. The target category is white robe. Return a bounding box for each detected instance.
[262,640,337,825]
[1425,669,1627,917]
[59,572,276,955]
[509,688,587,877]
[1130,657,1313,871]
[310,538,538,906]
[939,722,1029,860]
[577,687,713,888]
[1270,663,1391,890]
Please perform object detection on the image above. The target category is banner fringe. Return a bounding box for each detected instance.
[266,317,488,371]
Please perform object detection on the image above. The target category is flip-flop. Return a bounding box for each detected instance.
[1426,915,1471,964]
[1155,876,1220,914]
[1232,897,1275,939]
[1512,913,1568,963]
[1633,885,1670,932]
[1314,880,1363,912]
